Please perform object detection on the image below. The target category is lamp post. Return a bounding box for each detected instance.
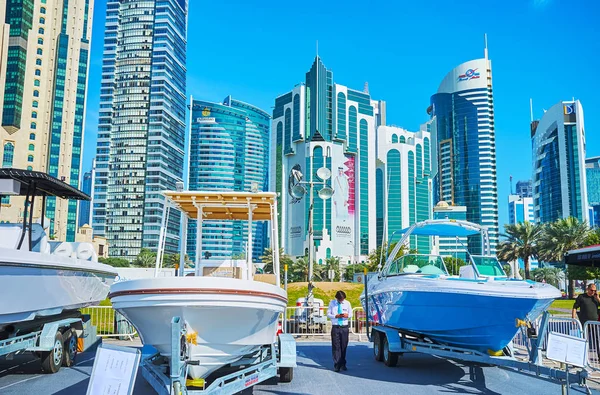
[290,166,333,302]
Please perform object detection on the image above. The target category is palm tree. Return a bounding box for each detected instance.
[325,256,341,281]
[260,247,293,274]
[531,267,565,288]
[538,217,592,298]
[134,248,156,268]
[497,221,543,280]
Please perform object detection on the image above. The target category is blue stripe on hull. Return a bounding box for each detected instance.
[367,291,554,352]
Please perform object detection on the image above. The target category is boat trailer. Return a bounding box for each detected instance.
[0,313,98,374]
[140,317,296,395]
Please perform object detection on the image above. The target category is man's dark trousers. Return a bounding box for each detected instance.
[331,325,349,369]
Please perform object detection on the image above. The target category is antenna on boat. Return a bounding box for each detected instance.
[378,167,393,270]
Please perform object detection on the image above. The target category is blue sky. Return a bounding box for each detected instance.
[83,0,600,230]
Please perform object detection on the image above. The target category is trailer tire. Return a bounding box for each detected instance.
[279,367,293,382]
[41,331,64,373]
[383,335,398,367]
[373,330,383,362]
[62,328,78,367]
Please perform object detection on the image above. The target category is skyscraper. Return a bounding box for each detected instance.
[375,124,432,254]
[508,195,534,225]
[531,100,588,224]
[515,180,532,199]
[92,0,188,260]
[272,56,385,264]
[78,170,92,227]
[585,156,600,227]
[0,0,94,241]
[428,50,499,254]
[187,96,271,262]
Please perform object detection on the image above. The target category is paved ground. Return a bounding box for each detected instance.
[0,341,597,395]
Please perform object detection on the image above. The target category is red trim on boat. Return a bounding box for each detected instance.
[108,288,287,303]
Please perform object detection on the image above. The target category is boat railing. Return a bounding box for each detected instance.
[382,254,449,278]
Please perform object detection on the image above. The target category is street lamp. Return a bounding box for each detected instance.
[290,165,333,301]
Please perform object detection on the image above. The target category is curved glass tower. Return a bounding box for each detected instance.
[531,100,588,224]
[429,56,499,253]
[187,96,271,262]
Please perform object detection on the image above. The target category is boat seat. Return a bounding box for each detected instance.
[0,223,23,249]
[402,265,419,274]
[50,241,74,258]
[459,265,477,279]
[75,242,98,261]
[0,223,49,253]
[418,265,446,275]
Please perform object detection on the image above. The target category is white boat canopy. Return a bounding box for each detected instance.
[383,219,491,271]
[160,191,280,282]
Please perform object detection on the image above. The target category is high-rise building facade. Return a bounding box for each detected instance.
[272,56,385,264]
[0,0,94,241]
[508,195,534,225]
[375,124,431,254]
[585,156,600,227]
[92,0,188,260]
[78,170,92,227]
[187,96,270,262]
[531,100,588,224]
[515,180,532,199]
[428,53,500,254]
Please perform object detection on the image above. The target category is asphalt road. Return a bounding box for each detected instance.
[0,342,596,394]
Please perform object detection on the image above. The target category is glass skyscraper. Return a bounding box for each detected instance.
[187,96,271,262]
[0,0,93,241]
[531,100,588,224]
[92,0,188,260]
[272,56,385,264]
[375,124,432,254]
[585,157,599,227]
[428,54,500,254]
[78,170,92,227]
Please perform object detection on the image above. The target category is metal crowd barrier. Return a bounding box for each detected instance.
[284,306,330,336]
[585,321,600,371]
[81,306,137,340]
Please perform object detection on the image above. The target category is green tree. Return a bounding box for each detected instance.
[497,221,543,280]
[260,247,293,284]
[134,248,157,268]
[538,217,593,298]
[531,267,565,288]
[344,263,367,282]
[99,257,130,267]
[287,256,309,283]
[443,257,467,276]
[325,256,341,281]
[366,242,405,272]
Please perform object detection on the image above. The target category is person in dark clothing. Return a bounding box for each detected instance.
[573,283,600,325]
[327,290,352,372]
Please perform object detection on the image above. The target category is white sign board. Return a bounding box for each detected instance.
[87,344,141,395]
[546,331,587,368]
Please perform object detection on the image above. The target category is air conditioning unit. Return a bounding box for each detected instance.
[0,179,21,195]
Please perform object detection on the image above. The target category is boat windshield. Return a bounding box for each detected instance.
[470,255,506,277]
[386,254,448,276]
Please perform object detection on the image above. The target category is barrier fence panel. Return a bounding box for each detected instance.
[541,317,583,350]
[81,306,137,340]
[284,306,331,336]
[585,321,600,370]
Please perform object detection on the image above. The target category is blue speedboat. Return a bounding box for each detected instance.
[361,220,560,354]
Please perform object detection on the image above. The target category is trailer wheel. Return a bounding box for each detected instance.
[62,328,78,367]
[41,331,64,373]
[373,330,383,362]
[279,367,294,382]
[383,335,398,367]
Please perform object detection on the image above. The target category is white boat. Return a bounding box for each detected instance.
[0,169,117,333]
[362,220,561,354]
[109,191,287,379]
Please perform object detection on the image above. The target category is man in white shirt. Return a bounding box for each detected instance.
[327,290,352,372]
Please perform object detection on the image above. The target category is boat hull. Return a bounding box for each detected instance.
[109,277,287,379]
[362,276,560,353]
[0,248,117,330]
